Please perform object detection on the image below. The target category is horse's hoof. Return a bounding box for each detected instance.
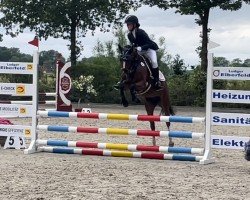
[133,98,141,104]
[121,101,129,107]
[169,142,174,147]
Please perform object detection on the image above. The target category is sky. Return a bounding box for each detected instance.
[0,3,250,66]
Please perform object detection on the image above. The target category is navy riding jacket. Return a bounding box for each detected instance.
[127,28,159,51]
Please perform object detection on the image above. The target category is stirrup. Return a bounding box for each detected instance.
[152,81,162,90]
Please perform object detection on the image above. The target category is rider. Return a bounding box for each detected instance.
[125,15,161,89]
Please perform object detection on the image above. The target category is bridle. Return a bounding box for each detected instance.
[120,46,138,80]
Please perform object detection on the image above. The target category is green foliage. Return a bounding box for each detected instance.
[0,0,140,66]
[214,57,230,67]
[0,46,32,62]
[71,75,97,104]
[139,0,250,71]
[168,75,197,106]
[39,50,62,73]
[171,54,186,76]
[38,71,56,93]
[71,56,121,103]
[186,66,207,106]
[114,28,128,50]
[230,58,243,67]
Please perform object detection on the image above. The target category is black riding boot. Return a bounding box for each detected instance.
[151,68,161,89]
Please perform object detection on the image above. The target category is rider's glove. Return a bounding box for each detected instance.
[136,46,142,51]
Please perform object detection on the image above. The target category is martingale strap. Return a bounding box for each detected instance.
[138,54,153,79]
[136,82,151,96]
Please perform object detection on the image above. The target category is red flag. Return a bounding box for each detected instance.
[28,37,39,47]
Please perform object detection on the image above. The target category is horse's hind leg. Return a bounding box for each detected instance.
[161,91,174,147]
[159,109,174,147]
[145,101,157,146]
[166,123,174,147]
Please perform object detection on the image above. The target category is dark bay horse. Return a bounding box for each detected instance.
[118,45,175,146]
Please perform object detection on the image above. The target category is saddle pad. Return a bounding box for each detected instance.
[159,70,166,81]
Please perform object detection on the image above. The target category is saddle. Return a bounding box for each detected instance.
[140,54,165,89]
[140,54,154,80]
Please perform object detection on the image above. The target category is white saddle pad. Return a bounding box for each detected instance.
[159,70,165,81]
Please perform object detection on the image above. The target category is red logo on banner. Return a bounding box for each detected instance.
[60,76,71,91]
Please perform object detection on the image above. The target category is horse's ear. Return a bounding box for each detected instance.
[118,44,123,53]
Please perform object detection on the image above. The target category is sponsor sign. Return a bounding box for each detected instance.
[212,89,250,104]
[212,112,250,127]
[0,104,33,117]
[0,125,32,137]
[213,67,250,80]
[0,62,33,74]
[0,83,34,95]
[211,135,250,150]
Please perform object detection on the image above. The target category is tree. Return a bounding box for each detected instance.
[39,50,62,73]
[171,54,186,76]
[243,59,250,67]
[0,46,32,62]
[230,58,243,67]
[139,0,250,71]
[0,0,140,66]
[213,56,230,67]
[157,36,172,77]
[114,28,128,50]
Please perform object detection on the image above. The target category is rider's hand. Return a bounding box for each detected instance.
[136,46,142,51]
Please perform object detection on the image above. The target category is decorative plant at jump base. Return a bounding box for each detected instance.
[72,75,97,107]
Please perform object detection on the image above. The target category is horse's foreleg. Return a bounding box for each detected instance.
[120,85,128,107]
[150,121,156,146]
[130,85,141,103]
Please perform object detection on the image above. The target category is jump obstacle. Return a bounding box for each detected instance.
[27,110,207,163]
[1,50,249,163]
[0,50,212,163]
[0,51,39,149]
[0,51,90,148]
[0,56,72,113]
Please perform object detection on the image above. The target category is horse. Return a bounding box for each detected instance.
[118,45,175,146]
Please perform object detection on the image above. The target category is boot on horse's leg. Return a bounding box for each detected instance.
[151,68,161,90]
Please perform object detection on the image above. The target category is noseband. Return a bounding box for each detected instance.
[120,47,139,77]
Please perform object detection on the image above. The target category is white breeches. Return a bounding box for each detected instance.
[139,48,158,68]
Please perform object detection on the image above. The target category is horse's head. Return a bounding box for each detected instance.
[118,44,150,93]
[118,44,139,74]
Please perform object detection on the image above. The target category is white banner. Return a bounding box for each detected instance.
[0,83,34,95]
[0,125,32,137]
[0,104,33,117]
[213,67,250,80]
[211,135,250,149]
[212,112,250,126]
[0,62,34,74]
[212,89,250,104]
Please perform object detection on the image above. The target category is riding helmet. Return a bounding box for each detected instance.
[125,15,140,27]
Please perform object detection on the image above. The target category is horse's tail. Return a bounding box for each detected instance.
[160,105,175,116]
[169,105,175,116]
